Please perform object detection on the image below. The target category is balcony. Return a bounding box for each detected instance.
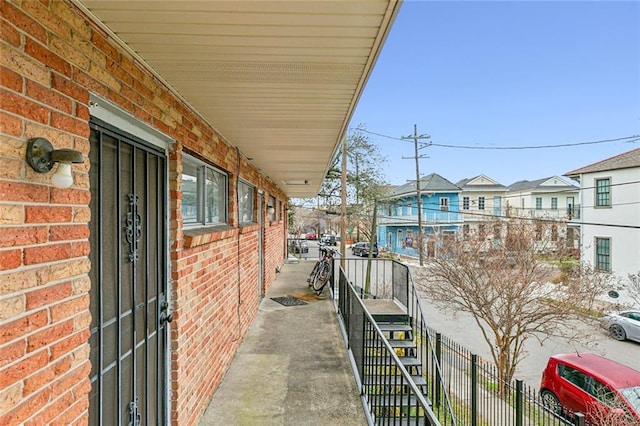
[201,255,586,425]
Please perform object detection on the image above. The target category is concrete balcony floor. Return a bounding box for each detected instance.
[199,260,366,425]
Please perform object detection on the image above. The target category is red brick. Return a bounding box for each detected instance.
[26,80,73,114]
[0,226,47,248]
[51,74,89,104]
[25,389,74,425]
[52,394,89,425]
[23,242,88,265]
[0,2,47,44]
[25,37,72,77]
[0,66,23,92]
[50,188,90,205]
[51,329,91,359]
[0,350,48,388]
[23,354,72,396]
[0,310,48,345]
[26,281,73,310]
[25,206,73,223]
[0,88,49,124]
[49,224,89,241]
[51,360,90,395]
[0,248,22,270]
[0,181,49,203]
[50,294,89,322]
[0,339,26,365]
[0,111,22,136]
[50,111,89,138]
[0,387,51,425]
[0,17,21,47]
[26,319,74,352]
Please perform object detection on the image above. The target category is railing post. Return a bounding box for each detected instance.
[471,354,478,426]
[435,333,442,408]
[515,379,523,426]
[574,413,585,426]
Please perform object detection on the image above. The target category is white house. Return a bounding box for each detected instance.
[565,148,640,286]
[456,175,508,240]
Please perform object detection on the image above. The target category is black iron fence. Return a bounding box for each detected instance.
[335,256,588,426]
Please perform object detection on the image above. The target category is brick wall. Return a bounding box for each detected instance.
[1,1,287,424]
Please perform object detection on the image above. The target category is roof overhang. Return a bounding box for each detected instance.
[74,0,402,197]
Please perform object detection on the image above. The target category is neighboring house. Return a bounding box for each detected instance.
[378,173,461,258]
[0,2,398,424]
[565,147,640,285]
[507,176,580,251]
[456,175,508,239]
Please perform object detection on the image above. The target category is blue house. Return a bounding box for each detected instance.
[377,173,462,258]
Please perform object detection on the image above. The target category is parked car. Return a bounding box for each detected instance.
[305,233,317,240]
[539,352,640,424]
[601,310,640,343]
[290,240,308,254]
[320,234,337,246]
[351,242,378,258]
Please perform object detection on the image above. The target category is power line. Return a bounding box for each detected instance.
[349,128,640,150]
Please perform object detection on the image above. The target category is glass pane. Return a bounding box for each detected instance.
[238,182,254,223]
[103,136,119,322]
[206,169,226,223]
[182,162,199,223]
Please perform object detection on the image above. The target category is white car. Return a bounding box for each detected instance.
[601,310,640,343]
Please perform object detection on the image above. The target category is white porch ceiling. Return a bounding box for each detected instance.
[75,0,401,197]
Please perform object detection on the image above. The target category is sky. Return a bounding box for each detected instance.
[348,0,640,187]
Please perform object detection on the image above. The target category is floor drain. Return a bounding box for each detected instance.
[271,296,308,306]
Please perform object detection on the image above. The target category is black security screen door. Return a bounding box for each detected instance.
[88,118,169,425]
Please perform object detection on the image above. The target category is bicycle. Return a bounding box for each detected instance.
[307,245,337,295]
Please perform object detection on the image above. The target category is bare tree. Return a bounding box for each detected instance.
[413,218,612,388]
[625,271,640,308]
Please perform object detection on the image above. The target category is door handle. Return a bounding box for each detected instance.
[160,300,173,325]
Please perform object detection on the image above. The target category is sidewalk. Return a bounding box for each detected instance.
[199,259,367,426]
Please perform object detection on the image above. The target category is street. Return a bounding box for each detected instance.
[419,297,640,388]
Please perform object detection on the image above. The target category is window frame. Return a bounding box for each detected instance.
[595,177,611,208]
[462,196,470,210]
[439,197,449,212]
[238,180,255,224]
[551,197,558,210]
[478,196,485,211]
[535,197,542,210]
[181,153,228,227]
[595,237,611,271]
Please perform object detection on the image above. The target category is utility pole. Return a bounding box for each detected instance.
[402,124,431,266]
[355,153,360,242]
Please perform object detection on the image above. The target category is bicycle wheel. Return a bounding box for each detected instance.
[307,261,320,287]
[312,260,331,292]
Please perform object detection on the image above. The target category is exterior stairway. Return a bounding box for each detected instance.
[366,312,431,425]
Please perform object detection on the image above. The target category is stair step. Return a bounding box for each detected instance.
[366,356,421,367]
[365,374,427,387]
[369,393,432,407]
[377,323,412,333]
[375,416,427,425]
[372,313,410,323]
[387,339,416,349]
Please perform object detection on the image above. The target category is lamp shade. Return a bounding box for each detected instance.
[51,163,73,189]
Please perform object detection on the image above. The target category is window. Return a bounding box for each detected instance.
[551,224,558,242]
[535,197,542,210]
[551,197,558,210]
[440,197,449,212]
[493,224,501,240]
[182,154,227,226]
[478,224,486,238]
[535,223,542,241]
[462,197,470,210]
[408,203,413,215]
[462,224,469,240]
[478,197,485,210]
[595,237,611,271]
[238,181,255,223]
[595,178,611,207]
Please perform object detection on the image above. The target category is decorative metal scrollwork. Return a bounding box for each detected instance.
[125,193,142,263]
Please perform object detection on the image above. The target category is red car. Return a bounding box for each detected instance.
[540,353,640,424]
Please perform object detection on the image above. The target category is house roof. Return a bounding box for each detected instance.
[389,173,460,198]
[455,174,507,191]
[75,0,401,198]
[565,147,640,177]
[508,176,578,193]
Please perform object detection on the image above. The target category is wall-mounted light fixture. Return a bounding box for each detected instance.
[267,205,275,215]
[26,138,83,189]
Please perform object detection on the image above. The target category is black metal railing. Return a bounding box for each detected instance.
[334,256,588,426]
[337,265,442,425]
